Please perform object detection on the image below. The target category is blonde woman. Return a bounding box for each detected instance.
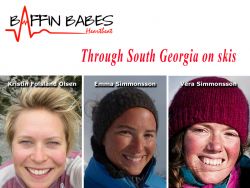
[0,87,82,188]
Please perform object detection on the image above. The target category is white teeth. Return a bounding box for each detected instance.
[202,157,222,166]
[28,168,50,175]
[125,155,143,162]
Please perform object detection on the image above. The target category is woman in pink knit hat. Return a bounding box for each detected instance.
[169,76,250,188]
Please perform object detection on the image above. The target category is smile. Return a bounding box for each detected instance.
[199,157,224,166]
[123,155,144,162]
[27,168,51,176]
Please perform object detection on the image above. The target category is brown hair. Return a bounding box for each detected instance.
[169,130,185,188]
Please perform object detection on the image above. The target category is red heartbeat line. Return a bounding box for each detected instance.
[5,6,87,42]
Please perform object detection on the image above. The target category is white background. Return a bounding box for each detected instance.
[0,0,249,75]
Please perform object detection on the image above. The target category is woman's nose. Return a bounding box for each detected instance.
[30,145,48,163]
[131,136,144,153]
[206,134,223,153]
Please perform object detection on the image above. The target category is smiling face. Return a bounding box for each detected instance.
[12,109,67,188]
[184,122,241,184]
[103,107,157,175]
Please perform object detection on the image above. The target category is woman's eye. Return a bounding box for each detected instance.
[144,133,154,139]
[118,130,131,136]
[190,127,209,135]
[19,140,32,145]
[225,132,239,137]
[48,141,60,145]
[193,128,206,133]
[120,131,130,134]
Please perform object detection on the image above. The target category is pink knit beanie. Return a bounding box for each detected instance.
[169,77,249,144]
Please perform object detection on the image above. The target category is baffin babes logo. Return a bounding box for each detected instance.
[5,6,114,42]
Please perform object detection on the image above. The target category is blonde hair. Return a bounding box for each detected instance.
[5,87,80,152]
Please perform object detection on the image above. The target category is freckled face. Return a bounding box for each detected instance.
[184,123,241,184]
[12,109,67,188]
[103,107,157,175]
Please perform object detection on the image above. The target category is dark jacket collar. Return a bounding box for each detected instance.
[91,135,156,185]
